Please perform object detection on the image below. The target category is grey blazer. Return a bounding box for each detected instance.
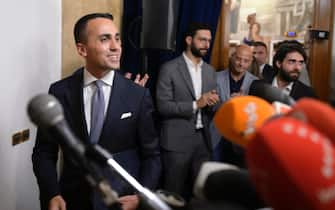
[156,55,217,152]
[210,69,258,148]
[216,69,258,103]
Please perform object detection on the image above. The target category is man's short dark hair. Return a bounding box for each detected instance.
[74,13,114,44]
[182,22,211,50]
[251,41,267,50]
[272,41,307,72]
[277,40,304,48]
[184,22,212,38]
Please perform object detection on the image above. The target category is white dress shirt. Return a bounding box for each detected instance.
[272,76,293,96]
[183,52,204,129]
[83,69,115,133]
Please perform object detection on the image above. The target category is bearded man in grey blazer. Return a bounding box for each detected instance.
[156,23,219,200]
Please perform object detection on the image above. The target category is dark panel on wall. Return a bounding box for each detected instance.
[141,0,180,51]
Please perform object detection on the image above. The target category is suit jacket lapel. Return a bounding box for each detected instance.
[201,65,208,94]
[100,72,127,142]
[218,70,230,102]
[241,72,252,94]
[177,56,196,99]
[64,68,89,142]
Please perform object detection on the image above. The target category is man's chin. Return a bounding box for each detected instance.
[107,63,120,70]
[290,74,299,81]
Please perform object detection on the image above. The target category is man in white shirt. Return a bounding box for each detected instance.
[156,22,219,200]
[32,13,161,210]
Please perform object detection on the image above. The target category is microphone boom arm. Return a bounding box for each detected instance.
[87,145,171,210]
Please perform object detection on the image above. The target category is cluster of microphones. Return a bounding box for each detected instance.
[27,82,335,210]
[194,83,335,210]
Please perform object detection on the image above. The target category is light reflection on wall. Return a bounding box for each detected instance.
[230,0,314,42]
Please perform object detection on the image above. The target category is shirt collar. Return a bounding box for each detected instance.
[83,68,115,87]
[272,76,294,93]
[182,52,203,69]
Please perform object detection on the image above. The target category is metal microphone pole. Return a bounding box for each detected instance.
[86,144,171,210]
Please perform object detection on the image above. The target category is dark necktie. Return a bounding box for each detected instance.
[90,80,105,144]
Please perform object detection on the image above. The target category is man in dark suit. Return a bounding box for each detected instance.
[249,42,316,100]
[32,13,161,210]
[156,23,219,200]
[251,41,276,81]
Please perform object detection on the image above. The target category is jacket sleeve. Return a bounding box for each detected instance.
[31,84,62,206]
[137,89,162,189]
[156,64,194,118]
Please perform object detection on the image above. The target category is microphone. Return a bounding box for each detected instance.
[246,116,335,210]
[249,81,296,105]
[86,145,171,210]
[27,94,121,209]
[272,101,292,114]
[193,162,266,209]
[287,98,335,141]
[27,94,171,210]
[213,96,275,147]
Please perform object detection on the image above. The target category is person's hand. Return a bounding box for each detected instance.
[134,73,149,87]
[124,72,149,87]
[48,195,66,210]
[118,195,139,210]
[230,90,244,98]
[206,90,220,106]
[196,90,219,109]
[124,72,132,79]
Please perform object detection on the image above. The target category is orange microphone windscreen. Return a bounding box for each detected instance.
[247,117,335,210]
[213,96,275,147]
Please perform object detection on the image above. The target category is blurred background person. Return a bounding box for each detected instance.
[251,41,275,81]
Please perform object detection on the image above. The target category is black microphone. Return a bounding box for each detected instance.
[28,94,121,209]
[193,162,266,209]
[28,94,171,210]
[249,81,295,105]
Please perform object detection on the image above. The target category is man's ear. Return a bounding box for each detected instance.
[275,60,282,69]
[76,43,87,57]
[185,36,192,46]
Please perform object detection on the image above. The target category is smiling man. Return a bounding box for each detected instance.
[209,45,258,166]
[32,13,161,210]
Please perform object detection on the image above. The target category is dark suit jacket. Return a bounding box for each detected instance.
[261,64,276,82]
[156,55,217,152]
[249,79,317,101]
[32,68,161,210]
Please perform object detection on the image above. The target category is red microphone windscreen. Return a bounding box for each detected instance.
[288,98,335,142]
[213,96,275,147]
[247,117,335,210]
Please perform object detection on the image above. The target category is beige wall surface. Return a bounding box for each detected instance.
[62,0,123,77]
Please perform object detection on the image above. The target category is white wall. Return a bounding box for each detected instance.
[0,1,61,210]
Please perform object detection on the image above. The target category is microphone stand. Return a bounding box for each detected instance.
[49,123,122,210]
[86,144,171,210]
[82,160,122,210]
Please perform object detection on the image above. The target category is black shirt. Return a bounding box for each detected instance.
[229,73,245,95]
